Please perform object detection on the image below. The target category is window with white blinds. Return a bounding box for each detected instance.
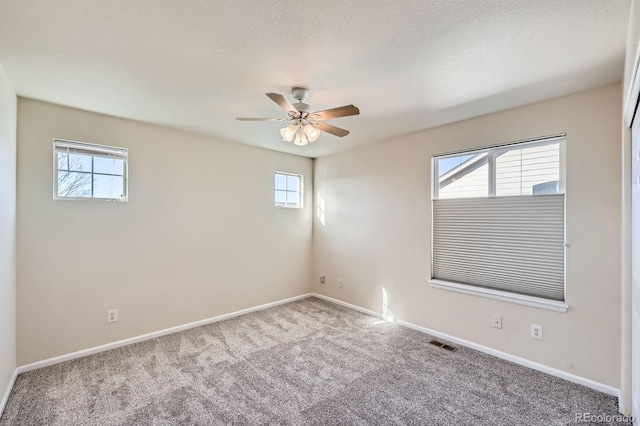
[431,135,566,305]
[53,139,128,201]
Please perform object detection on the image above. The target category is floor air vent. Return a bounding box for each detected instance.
[430,340,459,353]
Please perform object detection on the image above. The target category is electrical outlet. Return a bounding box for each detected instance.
[531,324,543,340]
[320,275,326,284]
[492,315,502,329]
[107,309,118,323]
[338,278,343,288]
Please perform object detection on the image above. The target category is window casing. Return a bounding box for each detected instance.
[431,135,567,311]
[274,172,303,208]
[53,139,128,201]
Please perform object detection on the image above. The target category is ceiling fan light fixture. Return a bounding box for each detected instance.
[294,127,308,146]
[304,124,320,142]
[280,123,297,142]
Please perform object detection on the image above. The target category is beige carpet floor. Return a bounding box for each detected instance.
[0,297,629,425]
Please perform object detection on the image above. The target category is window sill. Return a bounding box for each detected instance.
[53,197,128,202]
[429,279,569,313]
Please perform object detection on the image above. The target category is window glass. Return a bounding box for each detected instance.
[286,175,300,191]
[275,173,287,191]
[57,152,69,170]
[68,153,92,172]
[438,154,489,199]
[94,157,124,175]
[286,191,299,206]
[438,154,474,176]
[93,175,125,199]
[275,190,287,206]
[496,142,559,196]
[57,170,92,198]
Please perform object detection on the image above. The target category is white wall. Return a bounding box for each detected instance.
[313,84,622,388]
[16,98,313,365]
[0,65,17,408]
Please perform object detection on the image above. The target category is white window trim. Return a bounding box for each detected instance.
[431,133,567,311]
[429,279,569,313]
[53,139,128,202]
[274,171,304,209]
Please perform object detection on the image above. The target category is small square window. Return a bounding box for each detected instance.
[53,139,128,201]
[274,172,303,208]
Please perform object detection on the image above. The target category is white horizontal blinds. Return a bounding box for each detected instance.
[53,139,128,158]
[432,194,565,301]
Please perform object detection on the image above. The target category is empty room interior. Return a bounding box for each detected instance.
[1,1,640,424]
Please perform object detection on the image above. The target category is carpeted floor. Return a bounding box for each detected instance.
[0,297,629,425]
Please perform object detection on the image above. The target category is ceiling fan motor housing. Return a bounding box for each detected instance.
[291,87,309,102]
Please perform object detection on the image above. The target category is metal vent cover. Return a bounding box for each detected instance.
[430,340,459,353]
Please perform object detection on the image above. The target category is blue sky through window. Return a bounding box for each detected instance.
[275,173,287,190]
[438,154,474,176]
[274,172,302,207]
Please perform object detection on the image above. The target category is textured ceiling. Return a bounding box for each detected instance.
[0,0,631,157]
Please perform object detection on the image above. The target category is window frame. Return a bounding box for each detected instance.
[274,171,304,209]
[53,139,129,202]
[430,133,568,313]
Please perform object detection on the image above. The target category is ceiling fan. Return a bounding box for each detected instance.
[236,87,360,146]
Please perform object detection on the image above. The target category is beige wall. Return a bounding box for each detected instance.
[16,99,313,365]
[0,65,17,400]
[313,84,622,387]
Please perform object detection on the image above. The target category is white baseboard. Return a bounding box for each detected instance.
[17,293,312,374]
[310,293,382,318]
[311,292,620,397]
[0,369,18,418]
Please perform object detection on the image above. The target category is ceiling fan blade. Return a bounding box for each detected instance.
[311,105,360,121]
[266,93,299,114]
[314,122,350,137]
[236,117,289,121]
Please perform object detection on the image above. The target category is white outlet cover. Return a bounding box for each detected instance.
[107,309,118,323]
[531,324,543,340]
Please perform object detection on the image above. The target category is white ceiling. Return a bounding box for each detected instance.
[0,0,631,158]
